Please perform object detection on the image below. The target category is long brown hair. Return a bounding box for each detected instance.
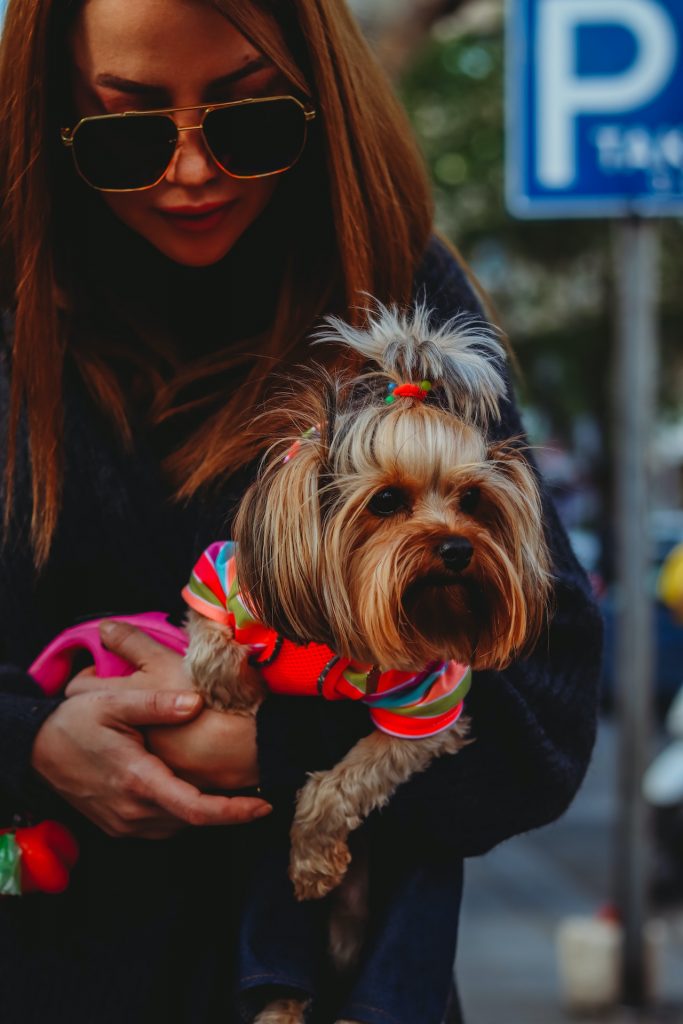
[0,0,434,566]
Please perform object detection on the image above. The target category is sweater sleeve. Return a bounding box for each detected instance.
[0,541,65,816]
[0,671,63,812]
[0,339,65,818]
[257,235,602,852]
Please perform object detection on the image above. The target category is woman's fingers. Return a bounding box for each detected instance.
[147,709,260,792]
[65,665,100,696]
[99,688,204,726]
[64,622,192,695]
[97,801,185,839]
[98,619,179,669]
[66,670,174,696]
[130,754,272,826]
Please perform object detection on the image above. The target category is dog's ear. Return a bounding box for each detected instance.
[486,441,554,655]
[312,299,506,426]
[233,422,329,645]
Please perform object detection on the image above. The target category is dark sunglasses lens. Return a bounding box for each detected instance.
[72,115,177,190]
[203,98,307,177]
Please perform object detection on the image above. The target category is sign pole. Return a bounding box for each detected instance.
[612,216,659,1007]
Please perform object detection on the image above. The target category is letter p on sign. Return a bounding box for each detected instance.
[538,0,676,188]
[507,0,683,217]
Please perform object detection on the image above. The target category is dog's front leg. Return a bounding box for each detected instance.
[184,609,266,713]
[289,721,469,900]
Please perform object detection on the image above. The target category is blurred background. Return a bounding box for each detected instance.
[348,0,683,1021]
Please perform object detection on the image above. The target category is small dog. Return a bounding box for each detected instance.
[181,302,552,1024]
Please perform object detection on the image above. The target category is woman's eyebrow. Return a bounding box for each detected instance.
[94,57,273,97]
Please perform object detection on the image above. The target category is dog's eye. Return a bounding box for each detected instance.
[460,487,481,514]
[368,488,407,517]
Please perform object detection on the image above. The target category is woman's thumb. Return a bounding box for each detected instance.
[99,619,171,667]
[100,689,203,727]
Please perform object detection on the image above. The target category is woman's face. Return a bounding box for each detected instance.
[69,0,291,267]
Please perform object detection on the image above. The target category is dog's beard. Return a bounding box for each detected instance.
[403,572,486,664]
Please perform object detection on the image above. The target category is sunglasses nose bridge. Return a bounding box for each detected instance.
[163,117,221,185]
[172,117,212,156]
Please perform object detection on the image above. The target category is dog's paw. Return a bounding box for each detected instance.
[289,836,352,901]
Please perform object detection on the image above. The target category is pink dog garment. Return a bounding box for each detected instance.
[28,612,189,696]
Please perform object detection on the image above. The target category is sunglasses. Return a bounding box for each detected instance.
[60,94,316,192]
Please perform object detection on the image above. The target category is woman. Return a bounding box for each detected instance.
[0,0,603,1022]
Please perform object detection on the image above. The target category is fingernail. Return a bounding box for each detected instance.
[100,621,118,637]
[174,693,200,711]
[253,805,273,819]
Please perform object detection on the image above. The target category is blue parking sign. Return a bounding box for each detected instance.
[506,0,683,217]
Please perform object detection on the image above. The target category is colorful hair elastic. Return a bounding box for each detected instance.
[385,381,432,404]
[282,424,321,463]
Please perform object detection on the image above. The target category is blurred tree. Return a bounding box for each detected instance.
[372,0,469,78]
[350,0,483,78]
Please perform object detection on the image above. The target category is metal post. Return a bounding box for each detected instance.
[612,216,659,1007]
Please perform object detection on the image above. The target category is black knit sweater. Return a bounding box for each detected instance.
[0,235,602,1022]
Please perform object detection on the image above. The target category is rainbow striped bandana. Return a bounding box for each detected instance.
[182,541,471,739]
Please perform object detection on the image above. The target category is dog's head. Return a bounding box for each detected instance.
[234,302,552,671]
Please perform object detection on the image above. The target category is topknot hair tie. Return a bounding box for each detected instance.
[385,381,432,405]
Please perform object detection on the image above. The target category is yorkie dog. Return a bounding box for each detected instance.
[181,302,552,1024]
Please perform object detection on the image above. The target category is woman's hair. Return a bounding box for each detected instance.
[0,0,434,565]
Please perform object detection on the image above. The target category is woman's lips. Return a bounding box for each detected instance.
[156,200,236,233]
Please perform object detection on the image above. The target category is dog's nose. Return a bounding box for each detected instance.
[438,536,473,573]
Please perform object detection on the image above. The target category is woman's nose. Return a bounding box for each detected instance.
[164,124,220,187]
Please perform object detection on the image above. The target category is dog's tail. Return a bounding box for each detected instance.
[311,298,507,426]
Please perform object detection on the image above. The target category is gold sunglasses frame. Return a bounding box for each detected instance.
[60,94,317,193]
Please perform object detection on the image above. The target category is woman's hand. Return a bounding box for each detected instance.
[32,620,271,837]
[64,619,194,699]
[145,710,260,793]
[31,689,271,838]
[64,620,263,793]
